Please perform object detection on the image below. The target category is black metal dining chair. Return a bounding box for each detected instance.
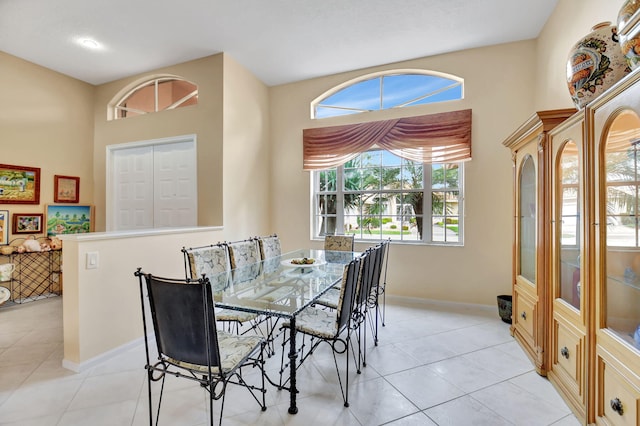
[370,239,391,346]
[315,246,378,371]
[278,256,362,407]
[135,269,267,426]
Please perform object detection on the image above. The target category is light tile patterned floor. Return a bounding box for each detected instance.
[0,297,581,425]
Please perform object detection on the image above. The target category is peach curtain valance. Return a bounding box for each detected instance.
[302,109,472,170]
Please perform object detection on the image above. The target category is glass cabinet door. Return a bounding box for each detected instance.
[558,141,581,310]
[603,110,640,348]
[519,154,536,284]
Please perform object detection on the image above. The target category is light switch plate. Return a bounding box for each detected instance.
[86,252,99,269]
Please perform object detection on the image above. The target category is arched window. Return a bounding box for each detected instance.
[111,76,198,120]
[312,69,463,119]
[309,70,468,245]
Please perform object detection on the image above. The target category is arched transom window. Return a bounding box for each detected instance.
[112,77,198,120]
[312,70,463,119]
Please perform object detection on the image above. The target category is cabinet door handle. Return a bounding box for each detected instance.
[610,397,624,416]
[560,347,569,359]
[520,311,527,320]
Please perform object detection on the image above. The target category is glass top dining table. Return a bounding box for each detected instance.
[207,248,359,414]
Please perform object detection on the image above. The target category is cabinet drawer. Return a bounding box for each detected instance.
[598,358,640,426]
[514,291,535,341]
[554,321,583,386]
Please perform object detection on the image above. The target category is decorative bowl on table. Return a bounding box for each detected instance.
[281,258,327,268]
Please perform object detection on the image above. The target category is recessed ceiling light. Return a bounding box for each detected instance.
[75,37,100,50]
[82,39,99,48]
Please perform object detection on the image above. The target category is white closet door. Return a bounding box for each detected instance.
[110,136,197,231]
[113,145,154,230]
[153,142,197,227]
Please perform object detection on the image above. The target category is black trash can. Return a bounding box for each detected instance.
[497,295,512,324]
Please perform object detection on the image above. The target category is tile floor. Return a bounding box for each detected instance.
[0,297,581,425]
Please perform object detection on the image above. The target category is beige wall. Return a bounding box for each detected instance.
[534,0,624,110]
[0,52,94,223]
[270,41,537,304]
[92,55,225,230]
[222,54,271,240]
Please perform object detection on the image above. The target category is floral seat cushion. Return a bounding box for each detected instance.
[216,308,257,322]
[315,287,340,309]
[168,331,263,374]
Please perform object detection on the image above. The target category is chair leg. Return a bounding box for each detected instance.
[345,335,350,407]
[146,369,153,426]
[147,366,167,426]
[216,389,225,426]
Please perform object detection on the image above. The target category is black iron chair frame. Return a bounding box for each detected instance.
[277,256,362,407]
[135,269,267,426]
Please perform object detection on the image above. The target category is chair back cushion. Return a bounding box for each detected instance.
[184,244,231,291]
[258,235,281,260]
[370,242,386,291]
[324,234,355,252]
[336,257,361,331]
[356,248,375,306]
[185,244,230,279]
[227,239,261,269]
[145,274,221,369]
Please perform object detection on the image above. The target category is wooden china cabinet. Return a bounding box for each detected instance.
[589,69,640,426]
[504,69,640,425]
[503,108,577,376]
[548,111,590,422]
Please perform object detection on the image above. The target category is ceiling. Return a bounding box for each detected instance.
[0,0,559,87]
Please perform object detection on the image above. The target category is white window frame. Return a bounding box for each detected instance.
[110,76,198,120]
[312,150,464,245]
[311,69,464,119]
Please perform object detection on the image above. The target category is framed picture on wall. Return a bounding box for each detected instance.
[12,213,44,234]
[54,175,80,203]
[0,164,41,204]
[45,204,94,236]
[0,210,8,245]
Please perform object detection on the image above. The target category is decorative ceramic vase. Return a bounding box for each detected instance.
[618,0,640,70]
[566,22,629,109]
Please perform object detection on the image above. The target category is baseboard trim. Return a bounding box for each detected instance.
[62,336,145,373]
[386,294,495,312]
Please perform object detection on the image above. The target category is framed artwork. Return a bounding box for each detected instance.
[0,210,8,245]
[45,204,94,236]
[54,175,80,203]
[13,213,44,234]
[0,164,41,204]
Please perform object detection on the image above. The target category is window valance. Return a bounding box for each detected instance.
[303,109,472,170]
